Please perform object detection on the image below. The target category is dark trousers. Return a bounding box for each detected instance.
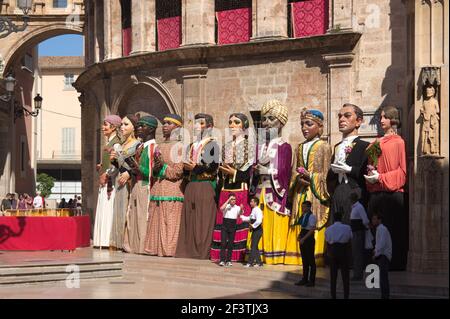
[300,231,316,283]
[351,229,365,279]
[328,243,351,299]
[220,218,237,262]
[330,183,365,225]
[376,255,390,299]
[248,226,262,265]
[368,191,407,270]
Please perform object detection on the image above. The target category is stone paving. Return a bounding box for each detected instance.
[0,248,448,299]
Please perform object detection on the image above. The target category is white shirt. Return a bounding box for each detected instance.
[240,206,263,228]
[375,224,392,261]
[302,137,320,163]
[334,135,359,183]
[223,204,241,220]
[350,201,370,227]
[325,222,353,244]
[33,196,43,209]
[299,212,317,230]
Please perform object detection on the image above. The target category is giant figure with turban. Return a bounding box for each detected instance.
[145,114,185,257]
[249,99,292,264]
[285,108,332,277]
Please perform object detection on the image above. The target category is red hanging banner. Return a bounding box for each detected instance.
[122,27,132,56]
[216,7,252,45]
[157,16,182,51]
[291,0,329,38]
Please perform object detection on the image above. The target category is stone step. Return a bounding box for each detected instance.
[0,261,124,285]
[0,270,122,285]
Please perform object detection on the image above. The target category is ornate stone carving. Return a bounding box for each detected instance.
[418,67,441,156]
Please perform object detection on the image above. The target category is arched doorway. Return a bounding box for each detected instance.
[116,78,180,122]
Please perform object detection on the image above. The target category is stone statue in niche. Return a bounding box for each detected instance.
[419,84,440,156]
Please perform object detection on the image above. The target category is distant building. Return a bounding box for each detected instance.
[35,56,84,201]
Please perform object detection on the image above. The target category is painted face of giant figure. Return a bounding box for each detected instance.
[262,115,283,130]
[120,116,135,139]
[136,123,154,141]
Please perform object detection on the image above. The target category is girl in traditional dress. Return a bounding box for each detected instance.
[364,106,407,270]
[109,114,141,251]
[285,109,332,269]
[93,115,122,248]
[145,114,185,257]
[176,113,219,259]
[123,116,158,254]
[210,113,255,263]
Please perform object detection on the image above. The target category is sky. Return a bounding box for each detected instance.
[38,34,84,56]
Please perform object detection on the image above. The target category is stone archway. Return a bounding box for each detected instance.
[1,24,83,76]
[115,76,180,121]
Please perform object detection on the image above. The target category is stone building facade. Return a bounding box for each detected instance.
[74,0,448,273]
[0,0,85,197]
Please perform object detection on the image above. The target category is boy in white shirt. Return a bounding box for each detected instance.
[240,197,263,267]
[219,194,242,266]
[372,213,392,299]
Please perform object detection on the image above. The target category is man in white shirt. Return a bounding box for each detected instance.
[219,194,242,266]
[295,201,317,287]
[240,197,263,267]
[372,213,392,299]
[349,192,370,281]
[33,191,44,209]
[325,211,353,299]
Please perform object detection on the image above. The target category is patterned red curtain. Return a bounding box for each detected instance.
[216,0,252,45]
[122,28,132,56]
[121,0,132,56]
[156,0,182,51]
[290,0,329,38]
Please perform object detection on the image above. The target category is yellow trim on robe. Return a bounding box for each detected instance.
[283,140,331,266]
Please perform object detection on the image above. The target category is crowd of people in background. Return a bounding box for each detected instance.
[1,193,38,211]
[0,193,82,212]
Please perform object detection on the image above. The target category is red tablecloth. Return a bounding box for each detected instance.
[0,216,91,251]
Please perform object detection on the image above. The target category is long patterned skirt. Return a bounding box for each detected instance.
[175,181,216,259]
[210,189,251,262]
[145,199,183,256]
[123,182,148,254]
[110,181,130,250]
[93,185,116,248]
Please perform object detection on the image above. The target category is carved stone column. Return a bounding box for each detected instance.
[104,0,122,60]
[251,0,288,40]
[93,0,105,63]
[80,90,101,224]
[182,0,215,46]
[178,65,208,133]
[408,0,449,273]
[322,52,355,146]
[131,0,156,54]
[331,0,353,31]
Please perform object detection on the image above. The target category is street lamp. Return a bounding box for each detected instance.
[14,93,43,121]
[0,74,16,102]
[0,0,33,39]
